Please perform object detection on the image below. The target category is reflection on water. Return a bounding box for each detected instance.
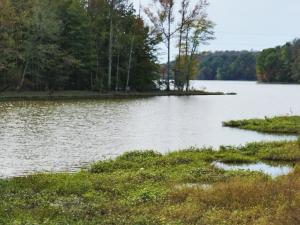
[213,161,293,178]
[0,81,299,178]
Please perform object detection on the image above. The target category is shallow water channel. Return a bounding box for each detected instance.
[213,161,294,178]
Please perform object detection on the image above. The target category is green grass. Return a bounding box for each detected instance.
[1,116,300,224]
[1,142,300,224]
[223,116,300,134]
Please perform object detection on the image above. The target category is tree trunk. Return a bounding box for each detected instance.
[187,44,197,92]
[18,61,28,91]
[108,0,114,91]
[166,5,172,92]
[186,55,193,92]
[126,37,134,92]
[176,0,186,90]
[185,27,189,91]
[90,72,94,90]
[96,45,101,91]
[115,52,120,91]
[176,30,183,90]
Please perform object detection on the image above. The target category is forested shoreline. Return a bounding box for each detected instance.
[1,0,300,94]
[0,0,159,92]
[195,39,300,83]
[0,0,216,93]
[197,51,257,81]
[257,39,300,83]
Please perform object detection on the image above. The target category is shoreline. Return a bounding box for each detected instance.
[0,116,299,223]
[0,90,236,101]
[0,141,299,224]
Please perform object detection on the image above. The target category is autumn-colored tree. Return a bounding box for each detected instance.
[173,0,214,90]
[176,0,205,89]
[145,0,214,91]
[186,20,214,90]
[145,0,175,91]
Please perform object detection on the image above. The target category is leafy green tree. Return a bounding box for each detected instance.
[197,51,257,81]
[56,0,95,90]
[257,39,300,83]
[0,0,159,91]
[0,0,18,89]
[21,0,61,90]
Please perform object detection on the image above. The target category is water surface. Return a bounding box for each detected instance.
[213,161,293,178]
[0,81,299,178]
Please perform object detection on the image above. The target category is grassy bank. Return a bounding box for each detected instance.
[0,90,234,101]
[1,141,300,224]
[1,116,300,224]
[223,115,300,134]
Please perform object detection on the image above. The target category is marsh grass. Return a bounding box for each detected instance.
[0,142,300,225]
[223,116,300,134]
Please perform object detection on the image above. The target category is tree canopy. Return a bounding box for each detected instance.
[197,51,257,81]
[0,0,159,91]
[257,39,300,83]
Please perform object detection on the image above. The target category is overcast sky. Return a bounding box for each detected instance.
[131,0,300,62]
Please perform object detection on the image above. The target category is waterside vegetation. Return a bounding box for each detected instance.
[224,116,300,134]
[197,51,257,81]
[0,0,159,92]
[257,39,300,83]
[0,0,216,93]
[1,116,300,224]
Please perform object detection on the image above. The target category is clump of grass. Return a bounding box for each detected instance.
[90,150,162,173]
[217,147,257,163]
[223,116,300,134]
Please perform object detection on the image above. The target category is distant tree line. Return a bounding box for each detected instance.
[197,51,257,81]
[0,0,159,92]
[257,39,300,83]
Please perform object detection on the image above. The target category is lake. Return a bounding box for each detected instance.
[0,81,299,178]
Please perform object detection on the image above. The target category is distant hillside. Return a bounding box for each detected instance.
[197,51,258,81]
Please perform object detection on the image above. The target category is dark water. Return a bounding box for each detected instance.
[0,81,299,178]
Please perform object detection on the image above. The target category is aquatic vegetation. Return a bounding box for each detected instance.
[223,116,300,134]
[0,143,299,224]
